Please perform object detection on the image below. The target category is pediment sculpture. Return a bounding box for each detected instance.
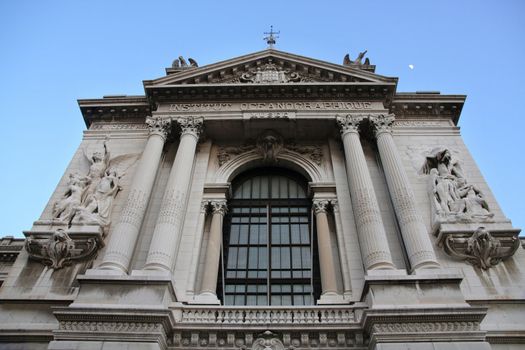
[419,148,494,226]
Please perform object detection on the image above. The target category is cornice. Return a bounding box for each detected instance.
[390,92,466,125]
[78,95,151,127]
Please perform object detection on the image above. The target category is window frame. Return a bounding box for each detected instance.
[217,168,321,306]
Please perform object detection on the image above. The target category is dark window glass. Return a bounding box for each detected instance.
[218,168,321,306]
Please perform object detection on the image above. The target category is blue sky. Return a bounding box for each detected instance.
[0,0,523,238]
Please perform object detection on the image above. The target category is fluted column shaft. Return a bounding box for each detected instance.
[144,117,203,272]
[199,200,227,294]
[336,115,395,270]
[371,114,440,270]
[313,199,339,294]
[98,117,170,273]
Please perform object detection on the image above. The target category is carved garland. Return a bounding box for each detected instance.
[217,136,323,167]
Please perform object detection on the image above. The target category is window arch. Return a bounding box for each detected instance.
[217,168,321,306]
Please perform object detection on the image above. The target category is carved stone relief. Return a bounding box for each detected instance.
[217,131,323,167]
[440,227,520,269]
[52,141,138,232]
[419,148,494,226]
[25,228,100,269]
[256,130,284,162]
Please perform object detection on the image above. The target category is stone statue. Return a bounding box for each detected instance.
[188,58,198,67]
[172,56,198,68]
[73,170,121,228]
[52,172,88,224]
[82,140,110,204]
[420,148,493,223]
[343,50,370,66]
[51,140,138,231]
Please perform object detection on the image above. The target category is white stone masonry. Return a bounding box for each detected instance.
[98,116,171,273]
[336,115,396,270]
[144,117,203,272]
[370,113,440,270]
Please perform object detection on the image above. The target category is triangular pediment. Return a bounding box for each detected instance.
[144,49,397,87]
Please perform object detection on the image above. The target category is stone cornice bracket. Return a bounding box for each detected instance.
[312,199,330,214]
[336,114,366,135]
[145,116,171,139]
[440,226,520,270]
[25,228,102,270]
[175,116,204,139]
[369,113,395,136]
[209,199,228,215]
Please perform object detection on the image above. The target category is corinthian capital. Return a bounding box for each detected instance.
[210,200,228,216]
[336,114,366,135]
[177,116,203,138]
[313,199,330,214]
[146,116,171,139]
[369,113,395,136]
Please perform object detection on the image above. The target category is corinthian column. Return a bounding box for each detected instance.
[144,116,203,272]
[370,114,440,270]
[336,115,395,270]
[195,200,227,304]
[313,199,339,299]
[98,116,170,274]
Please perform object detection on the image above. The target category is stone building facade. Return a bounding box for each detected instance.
[0,49,523,350]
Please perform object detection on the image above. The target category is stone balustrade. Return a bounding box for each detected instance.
[176,305,363,326]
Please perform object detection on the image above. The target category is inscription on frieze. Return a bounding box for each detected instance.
[244,111,295,120]
[166,101,377,112]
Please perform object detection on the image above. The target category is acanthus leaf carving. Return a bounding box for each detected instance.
[217,133,323,167]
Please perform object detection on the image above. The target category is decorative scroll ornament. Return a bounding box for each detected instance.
[369,113,395,135]
[217,145,256,166]
[251,331,285,350]
[419,148,494,227]
[177,116,203,137]
[25,228,99,269]
[145,116,171,138]
[217,137,323,167]
[442,227,520,269]
[336,114,366,134]
[256,130,284,163]
[210,200,228,216]
[240,60,301,84]
[313,199,330,214]
[286,143,323,166]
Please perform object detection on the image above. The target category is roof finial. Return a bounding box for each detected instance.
[263,25,280,49]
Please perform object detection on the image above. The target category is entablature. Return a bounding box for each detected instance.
[390,92,465,125]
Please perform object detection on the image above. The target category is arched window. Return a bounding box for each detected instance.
[217,168,321,306]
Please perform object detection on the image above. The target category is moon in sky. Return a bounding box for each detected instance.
[408,64,414,70]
